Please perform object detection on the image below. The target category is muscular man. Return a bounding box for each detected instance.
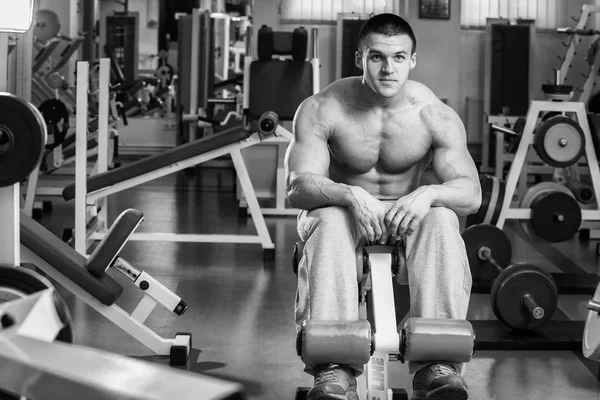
[285,13,481,400]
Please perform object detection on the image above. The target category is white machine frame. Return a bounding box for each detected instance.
[495,101,600,230]
[19,242,189,357]
[357,246,406,399]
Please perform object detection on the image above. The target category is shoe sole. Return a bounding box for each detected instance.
[307,389,358,400]
[412,381,469,400]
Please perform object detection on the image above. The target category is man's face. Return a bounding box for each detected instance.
[355,33,416,98]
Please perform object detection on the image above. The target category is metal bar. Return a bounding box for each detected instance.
[87,132,261,201]
[92,232,265,244]
[75,61,89,255]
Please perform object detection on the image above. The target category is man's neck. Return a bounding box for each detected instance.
[359,79,409,110]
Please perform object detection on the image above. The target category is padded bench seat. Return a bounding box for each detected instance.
[63,125,252,200]
[20,212,123,305]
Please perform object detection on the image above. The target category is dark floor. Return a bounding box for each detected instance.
[32,166,600,399]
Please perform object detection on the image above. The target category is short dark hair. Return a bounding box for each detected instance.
[356,13,417,55]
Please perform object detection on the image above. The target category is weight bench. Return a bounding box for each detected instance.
[62,117,280,260]
[291,242,475,399]
[20,208,192,365]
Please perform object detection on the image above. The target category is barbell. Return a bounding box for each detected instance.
[462,223,559,331]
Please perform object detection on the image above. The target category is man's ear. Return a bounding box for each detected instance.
[409,53,416,70]
[355,51,363,70]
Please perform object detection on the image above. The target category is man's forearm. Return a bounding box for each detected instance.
[287,174,355,210]
[427,178,482,216]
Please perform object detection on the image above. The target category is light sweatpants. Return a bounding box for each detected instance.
[295,204,472,377]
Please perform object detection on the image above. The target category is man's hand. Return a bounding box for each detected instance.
[349,186,389,243]
[385,186,434,239]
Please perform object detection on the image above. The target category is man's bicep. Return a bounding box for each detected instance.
[285,99,332,183]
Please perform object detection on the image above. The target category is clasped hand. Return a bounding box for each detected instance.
[350,186,433,244]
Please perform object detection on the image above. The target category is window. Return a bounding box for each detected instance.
[280,0,395,24]
[460,0,571,30]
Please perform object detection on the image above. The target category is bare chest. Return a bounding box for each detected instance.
[329,112,432,174]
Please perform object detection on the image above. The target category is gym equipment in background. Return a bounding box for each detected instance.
[292,244,475,399]
[462,224,559,332]
[335,13,371,80]
[105,11,139,83]
[236,22,320,217]
[480,18,535,174]
[61,36,283,260]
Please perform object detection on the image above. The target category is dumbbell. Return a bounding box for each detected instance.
[297,317,475,371]
[462,223,558,331]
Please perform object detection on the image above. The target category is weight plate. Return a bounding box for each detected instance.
[461,223,512,282]
[519,182,580,242]
[38,98,70,150]
[531,192,581,242]
[0,93,47,187]
[534,116,585,168]
[583,280,600,360]
[0,265,72,342]
[466,174,505,228]
[491,263,558,331]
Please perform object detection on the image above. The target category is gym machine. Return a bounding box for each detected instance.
[0,59,193,371]
[32,9,86,110]
[461,65,600,350]
[291,243,476,399]
[0,285,245,399]
[491,5,600,190]
[237,23,320,217]
[335,13,372,80]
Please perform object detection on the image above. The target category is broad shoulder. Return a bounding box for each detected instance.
[405,81,463,135]
[295,77,358,124]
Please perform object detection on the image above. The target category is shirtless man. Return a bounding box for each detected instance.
[284,13,481,400]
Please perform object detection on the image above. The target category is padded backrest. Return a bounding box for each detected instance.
[257,25,308,61]
[249,61,313,120]
[249,25,314,121]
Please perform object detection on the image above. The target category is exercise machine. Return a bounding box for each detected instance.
[0,286,245,399]
[61,12,298,260]
[291,243,475,399]
[237,23,320,217]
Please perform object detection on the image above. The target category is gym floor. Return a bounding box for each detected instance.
[38,166,600,400]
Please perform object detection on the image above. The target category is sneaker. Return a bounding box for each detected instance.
[411,363,468,400]
[307,363,359,400]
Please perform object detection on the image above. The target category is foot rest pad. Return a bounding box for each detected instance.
[297,320,372,366]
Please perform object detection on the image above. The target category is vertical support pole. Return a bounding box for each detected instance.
[189,9,200,142]
[243,26,252,116]
[311,27,320,94]
[75,61,89,255]
[82,0,98,65]
[15,26,33,101]
[0,33,20,266]
[97,58,110,231]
